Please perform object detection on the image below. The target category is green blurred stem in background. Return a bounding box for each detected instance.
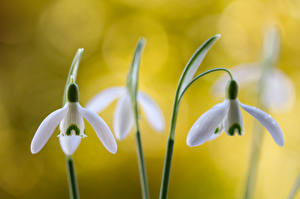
[243,79,266,199]
[66,156,80,199]
[159,68,233,199]
[127,38,150,199]
[288,174,300,199]
[243,27,279,199]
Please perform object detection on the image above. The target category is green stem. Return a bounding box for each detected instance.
[66,155,80,199]
[243,125,264,199]
[159,100,178,199]
[131,83,150,199]
[243,55,272,199]
[135,128,150,199]
[159,68,232,199]
[288,174,300,199]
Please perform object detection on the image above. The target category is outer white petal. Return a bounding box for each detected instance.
[59,135,81,155]
[80,107,117,154]
[137,92,165,132]
[263,69,295,112]
[187,101,229,147]
[31,105,68,154]
[240,103,284,146]
[211,63,261,98]
[86,87,126,113]
[114,94,134,140]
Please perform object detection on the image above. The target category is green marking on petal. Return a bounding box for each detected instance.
[66,124,80,136]
[214,127,220,134]
[228,123,241,136]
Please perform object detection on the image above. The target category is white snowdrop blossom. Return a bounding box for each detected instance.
[211,64,295,112]
[187,80,284,147]
[86,87,165,140]
[31,83,117,155]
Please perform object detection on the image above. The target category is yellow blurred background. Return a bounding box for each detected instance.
[0,0,299,198]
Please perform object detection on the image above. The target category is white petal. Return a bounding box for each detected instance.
[224,99,244,136]
[80,107,117,153]
[31,105,68,154]
[114,94,134,140]
[211,63,261,98]
[59,135,81,155]
[186,101,229,147]
[86,87,126,113]
[137,92,165,132]
[263,69,295,112]
[240,103,284,146]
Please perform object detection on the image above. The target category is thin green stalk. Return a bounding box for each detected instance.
[243,125,264,199]
[127,38,150,199]
[135,128,150,199]
[132,97,150,199]
[66,155,80,199]
[288,174,300,199]
[159,68,232,199]
[243,56,273,199]
[133,101,150,199]
[243,27,280,199]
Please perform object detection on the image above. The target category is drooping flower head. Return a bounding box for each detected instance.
[86,39,165,140]
[31,49,117,155]
[212,27,295,112]
[187,79,284,147]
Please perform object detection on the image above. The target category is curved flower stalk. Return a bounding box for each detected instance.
[31,49,117,199]
[159,34,225,199]
[87,39,164,199]
[186,79,284,146]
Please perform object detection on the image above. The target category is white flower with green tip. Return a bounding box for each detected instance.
[86,87,165,140]
[187,80,284,147]
[212,64,295,112]
[31,83,117,155]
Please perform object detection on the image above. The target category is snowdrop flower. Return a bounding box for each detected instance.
[86,87,165,140]
[211,64,295,112]
[187,79,284,147]
[31,83,117,155]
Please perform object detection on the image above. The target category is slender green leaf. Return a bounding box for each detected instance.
[63,48,84,105]
[126,38,150,199]
[178,34,220,97]
[127,38,146,108]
